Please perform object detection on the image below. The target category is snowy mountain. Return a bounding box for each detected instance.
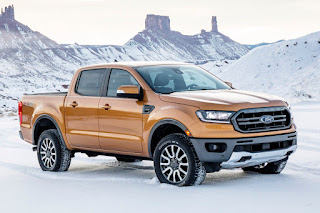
[217,32,320,102]
[0,6,249,112]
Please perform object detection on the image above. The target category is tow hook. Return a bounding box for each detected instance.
[237,156,252,162]
[286,151,293,156]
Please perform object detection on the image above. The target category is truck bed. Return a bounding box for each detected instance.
[20,92,68,143]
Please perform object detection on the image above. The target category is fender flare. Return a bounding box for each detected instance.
[147,119,188,158]
[32,114,66,146]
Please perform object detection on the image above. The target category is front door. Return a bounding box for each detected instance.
[65,69,106,149]
[98,68,143,153]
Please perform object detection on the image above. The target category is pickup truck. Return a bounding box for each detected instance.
[19,61,297,186]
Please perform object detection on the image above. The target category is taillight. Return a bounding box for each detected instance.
[18,101,22,125]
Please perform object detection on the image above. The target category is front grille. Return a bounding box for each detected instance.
[234,140,293,152]
[231,107,291,133]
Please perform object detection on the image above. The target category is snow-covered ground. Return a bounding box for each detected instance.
[0,102,319,213]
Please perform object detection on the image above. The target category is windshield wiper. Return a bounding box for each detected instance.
[186,88,213,91]
[161,88,212,94]
[161,91,175,94]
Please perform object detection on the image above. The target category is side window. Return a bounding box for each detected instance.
[107,69,140,97]
[76,69,105,96]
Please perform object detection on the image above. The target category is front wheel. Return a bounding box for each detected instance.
[153,133,206,186]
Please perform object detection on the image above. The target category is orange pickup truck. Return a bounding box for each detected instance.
[19,61,297,186]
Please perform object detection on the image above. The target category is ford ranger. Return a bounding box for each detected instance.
[19,61,297,186]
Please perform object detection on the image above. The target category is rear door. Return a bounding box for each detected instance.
[65,69,106,149]
[98,68,143,153]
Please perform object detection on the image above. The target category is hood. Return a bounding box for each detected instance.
[159,89,287,111]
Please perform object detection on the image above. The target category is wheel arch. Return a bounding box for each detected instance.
[148,119,188,158]
[33,114,66,147]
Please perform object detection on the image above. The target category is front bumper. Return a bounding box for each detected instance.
[221,145,296,169]
[190,132,297,167]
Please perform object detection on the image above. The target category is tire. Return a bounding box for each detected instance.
[37,129,71,172]
[153,133,206,186]
[116,157,141,163]
[242,158,288,174]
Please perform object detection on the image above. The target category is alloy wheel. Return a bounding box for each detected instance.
[160,144,189,183]
[40,138,56,169]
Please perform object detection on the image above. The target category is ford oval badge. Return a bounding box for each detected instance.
[260,115,274,124]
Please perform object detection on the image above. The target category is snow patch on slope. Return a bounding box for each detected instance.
[218,32,320,102]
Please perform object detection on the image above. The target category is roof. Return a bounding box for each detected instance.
[80,61,190,70]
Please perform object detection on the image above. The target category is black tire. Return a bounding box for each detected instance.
[242,158,288,174]
[37,129,71,172]
[116,157,141,163]
[153,133,206,186]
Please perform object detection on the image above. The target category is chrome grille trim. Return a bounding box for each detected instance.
[231,107,291,133]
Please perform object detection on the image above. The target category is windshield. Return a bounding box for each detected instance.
[135,65,231,94]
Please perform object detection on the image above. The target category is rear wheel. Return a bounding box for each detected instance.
[153,133,206,186]
[37,129,71,172]
[242,158,288,174]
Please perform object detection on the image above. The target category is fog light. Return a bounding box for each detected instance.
[206,143,227,153]
[208,144,219,151]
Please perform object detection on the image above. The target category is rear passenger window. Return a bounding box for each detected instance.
[76,69,105,96]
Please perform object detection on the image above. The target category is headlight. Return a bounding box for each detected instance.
[196,110,234,123]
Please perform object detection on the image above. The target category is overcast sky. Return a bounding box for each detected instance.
[2,0,319,45]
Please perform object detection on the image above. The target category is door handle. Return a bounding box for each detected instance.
[70,101,78,107]
[101,104,111,110]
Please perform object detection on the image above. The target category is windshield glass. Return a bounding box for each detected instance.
[135,65,230,94]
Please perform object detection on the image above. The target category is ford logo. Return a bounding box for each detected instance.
[260,115,274,124]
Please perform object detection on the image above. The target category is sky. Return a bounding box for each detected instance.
[1,0,319,45]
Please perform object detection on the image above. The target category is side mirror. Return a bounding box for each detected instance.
[117,85,143,100]
[224,81,233,88]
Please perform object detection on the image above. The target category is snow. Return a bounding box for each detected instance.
[0,102,320,213]
[200,59,235,75]
[216,32,320,102]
